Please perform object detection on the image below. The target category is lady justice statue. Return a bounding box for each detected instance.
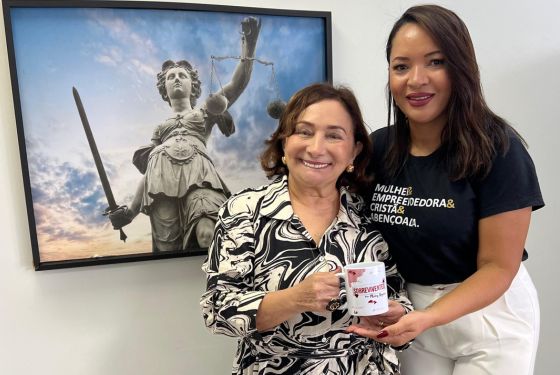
[108,17,261,252]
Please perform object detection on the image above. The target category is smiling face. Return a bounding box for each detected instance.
[164,66,192,101]
[283,99,362,192]
[389,23,452,132]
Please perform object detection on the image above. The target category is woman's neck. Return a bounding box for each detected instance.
[288,178,339,204]
[409,120,445,156]
[287,178,340,244]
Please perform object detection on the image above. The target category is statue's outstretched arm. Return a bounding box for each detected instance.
[220,17,261,106]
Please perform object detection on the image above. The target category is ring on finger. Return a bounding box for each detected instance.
[326,298,341,312]
[379,321,385,327]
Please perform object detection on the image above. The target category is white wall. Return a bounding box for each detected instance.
[1,0,558,374]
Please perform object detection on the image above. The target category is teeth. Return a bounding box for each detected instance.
[410,95,431,100]
[302,160,329,169]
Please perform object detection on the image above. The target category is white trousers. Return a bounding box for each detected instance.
[397,264,539,375]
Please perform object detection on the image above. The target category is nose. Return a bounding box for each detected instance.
[307,134,326,156]
[408,65,429,88]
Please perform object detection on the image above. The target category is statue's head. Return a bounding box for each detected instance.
[157,60,202,107]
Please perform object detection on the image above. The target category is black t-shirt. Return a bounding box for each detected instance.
[363,126,544,285]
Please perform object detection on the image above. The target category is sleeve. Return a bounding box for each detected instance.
[476,134,544,218]
[200,199,267,339]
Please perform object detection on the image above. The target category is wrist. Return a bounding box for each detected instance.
[401,303,409,318]
[421,306,443,329]
[287,285,305,314]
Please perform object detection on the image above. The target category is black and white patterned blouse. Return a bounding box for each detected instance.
[201,176,412,375]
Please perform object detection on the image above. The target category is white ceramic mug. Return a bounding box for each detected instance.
[337,261,388,316]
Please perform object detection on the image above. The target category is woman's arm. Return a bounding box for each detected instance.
[201,195,342,337]
[423,207,530,325]
[347,207,531,346]
[200,203,266,338]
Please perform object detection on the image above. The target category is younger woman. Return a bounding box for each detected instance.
[348,5,544,374]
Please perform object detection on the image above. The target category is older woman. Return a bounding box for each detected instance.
[201,83,412,375]
[108,17,260,252]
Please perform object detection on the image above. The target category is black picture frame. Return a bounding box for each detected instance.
[3,0,332,270]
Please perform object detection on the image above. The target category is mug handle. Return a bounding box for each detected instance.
[336,272,348,310]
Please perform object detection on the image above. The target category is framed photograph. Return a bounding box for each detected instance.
[3,0,332,270]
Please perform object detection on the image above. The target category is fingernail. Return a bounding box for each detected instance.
[376,331,388,339]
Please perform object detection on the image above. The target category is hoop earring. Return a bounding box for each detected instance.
[281,156,287,165]
[346,164,354,173]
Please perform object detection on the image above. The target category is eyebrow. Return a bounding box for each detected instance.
[296,121,348,133]
[391,50,443,62]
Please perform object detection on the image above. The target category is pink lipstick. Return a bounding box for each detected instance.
[406,93,434,107]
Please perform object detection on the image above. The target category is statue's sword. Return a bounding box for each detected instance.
[72,87,127,242]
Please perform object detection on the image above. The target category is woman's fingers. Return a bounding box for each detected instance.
[347,311,429,347]
[295,271,343,312]
[373,300,406,324]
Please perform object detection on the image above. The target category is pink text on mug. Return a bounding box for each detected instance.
[337,261,388,316]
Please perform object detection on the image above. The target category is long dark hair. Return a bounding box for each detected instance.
[385,5,524,180]
[260,83,372,193]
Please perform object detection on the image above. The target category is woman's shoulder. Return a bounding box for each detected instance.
[369,126,392,143]
[473,126,544,217]
[225,182,270,206]
[504,126,528,152]
[221,177,287,217]
[369,126,394,157]
[341,188,365,211]
[339,188,364,224]
[490,126,533,168]
[370,125,390,136]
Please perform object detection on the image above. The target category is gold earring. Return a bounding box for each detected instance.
[346,164,354,173]
[282,156,287,165]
